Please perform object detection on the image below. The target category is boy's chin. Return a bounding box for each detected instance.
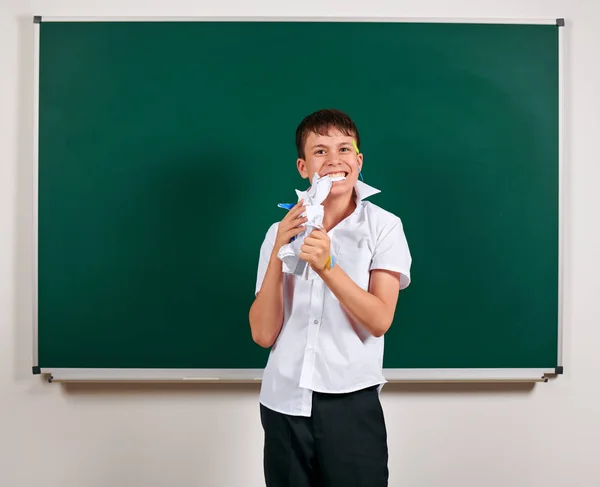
[328,180,354,197]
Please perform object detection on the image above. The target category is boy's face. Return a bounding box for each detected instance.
[297,129,364,199]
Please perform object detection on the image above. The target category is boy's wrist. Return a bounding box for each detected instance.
[316,255,335,276]
[268,250,283,268]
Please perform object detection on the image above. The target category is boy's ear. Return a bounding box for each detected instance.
[357,153,364,171]
[297,158,309,179]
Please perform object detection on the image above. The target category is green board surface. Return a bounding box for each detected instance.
[37,20,560,372]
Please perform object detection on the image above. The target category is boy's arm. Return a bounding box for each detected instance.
[318,265,400,338]
[301,221,411,337]
[249,253,285,348]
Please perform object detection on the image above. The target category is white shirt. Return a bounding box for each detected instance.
[254,180,412,417]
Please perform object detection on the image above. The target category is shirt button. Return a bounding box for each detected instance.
[313,320,319,325]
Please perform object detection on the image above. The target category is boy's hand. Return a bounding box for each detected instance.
[272,200,308,254]
[300,229,331,272]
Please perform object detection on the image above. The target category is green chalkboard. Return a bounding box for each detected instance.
[35,19,561,377]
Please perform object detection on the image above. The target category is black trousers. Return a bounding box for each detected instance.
[260,385,388,487]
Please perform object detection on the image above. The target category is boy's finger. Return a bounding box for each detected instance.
[291,205,306,218]
[303,236,324,247]
[310,228,328,239]
[284,226,306,240]
[303,237,316,247]
[283,203,305,222]
[284,215,306,227]
[283,217,307,232]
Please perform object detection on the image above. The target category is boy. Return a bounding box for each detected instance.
[249,109,411,487]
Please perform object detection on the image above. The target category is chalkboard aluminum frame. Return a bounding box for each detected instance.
[31,15,566,383]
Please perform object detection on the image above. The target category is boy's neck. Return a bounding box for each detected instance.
[322,191,357,232]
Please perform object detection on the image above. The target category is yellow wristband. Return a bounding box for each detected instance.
[326,255,335,269]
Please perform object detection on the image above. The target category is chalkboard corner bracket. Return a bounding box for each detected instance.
[542,366,564,382]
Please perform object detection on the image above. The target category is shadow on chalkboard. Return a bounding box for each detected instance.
[59,381,261,399]
[57,380,534,398]
[381,381,535,395]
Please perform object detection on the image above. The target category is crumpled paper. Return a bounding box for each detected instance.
[277,172,344,280]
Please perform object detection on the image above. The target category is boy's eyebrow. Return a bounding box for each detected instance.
[311,142,353,149]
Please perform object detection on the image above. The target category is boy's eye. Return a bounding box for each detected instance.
[340,147,350,152]
[315,149,325,155]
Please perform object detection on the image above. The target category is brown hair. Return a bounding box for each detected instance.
[295,108,360,159]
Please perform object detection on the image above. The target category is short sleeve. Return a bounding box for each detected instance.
[255,223,278,295]
[370,217,412,290]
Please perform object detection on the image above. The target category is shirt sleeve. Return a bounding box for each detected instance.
[370,217,412,290]
[255,223,278,296]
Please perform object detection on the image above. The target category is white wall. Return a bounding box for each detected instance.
[1,0,599,485]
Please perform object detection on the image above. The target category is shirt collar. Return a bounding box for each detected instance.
[295,179,381,203]
[354,179,381,202]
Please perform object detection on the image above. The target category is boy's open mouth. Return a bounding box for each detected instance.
[325,171,348,180]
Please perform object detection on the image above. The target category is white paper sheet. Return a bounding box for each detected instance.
[277,172,344,280]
